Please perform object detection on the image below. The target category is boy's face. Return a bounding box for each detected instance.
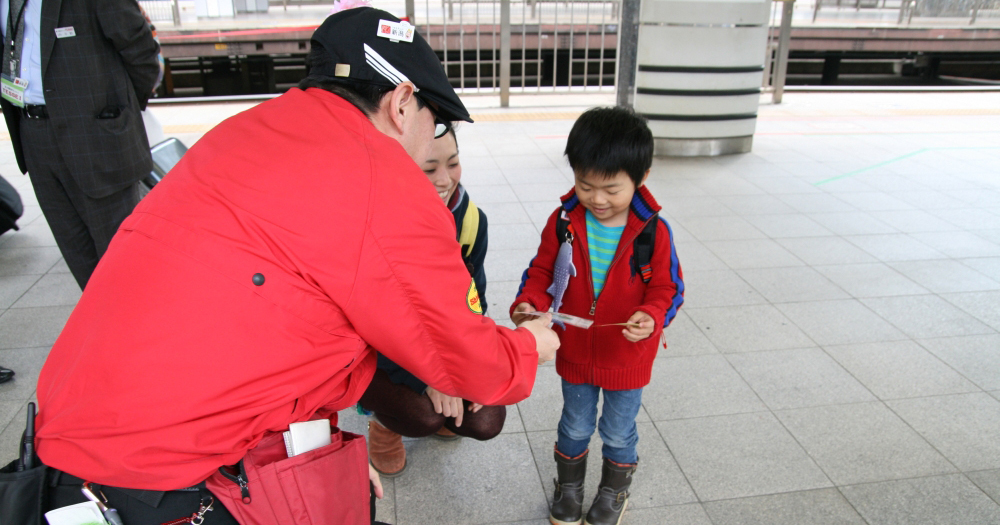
[422,132,461,204]
[574,169,639,227]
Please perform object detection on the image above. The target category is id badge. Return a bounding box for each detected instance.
[1,76,28,108]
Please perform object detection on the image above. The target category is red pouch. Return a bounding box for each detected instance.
[206,425,369,525]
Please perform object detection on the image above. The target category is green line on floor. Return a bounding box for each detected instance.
[814,147,1000,186]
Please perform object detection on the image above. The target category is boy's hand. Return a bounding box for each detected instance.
[512,302,536,325]
[623,311,655,342]
[519,313,559,365]
[426,386,466,427]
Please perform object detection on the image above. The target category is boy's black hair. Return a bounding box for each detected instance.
[564,106,653,187]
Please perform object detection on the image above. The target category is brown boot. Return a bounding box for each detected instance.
[368,420,406,477]
[432,427,460,441]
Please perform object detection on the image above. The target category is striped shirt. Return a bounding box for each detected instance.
[586,210,625,297]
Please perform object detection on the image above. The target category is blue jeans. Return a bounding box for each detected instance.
[556,379,642,465]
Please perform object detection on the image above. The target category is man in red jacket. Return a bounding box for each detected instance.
[33,8,558,523]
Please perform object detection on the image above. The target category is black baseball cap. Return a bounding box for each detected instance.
[309,7,473,124]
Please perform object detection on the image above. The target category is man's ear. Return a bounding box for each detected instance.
[385,82,418,135]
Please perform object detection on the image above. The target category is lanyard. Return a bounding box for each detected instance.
[7,0,28,54]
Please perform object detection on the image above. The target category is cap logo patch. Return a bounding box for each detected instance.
[363,43,414,87]
[376,19,414,43]
[335,63,351,77]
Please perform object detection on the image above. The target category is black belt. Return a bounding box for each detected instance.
[21,104,48,119]
[53,470,204,508]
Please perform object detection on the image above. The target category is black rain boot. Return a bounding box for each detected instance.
[550,447,588,525]
[584,457,636,525]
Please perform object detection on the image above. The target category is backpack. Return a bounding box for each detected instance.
[556,212,657,284]
[0,174,24,235]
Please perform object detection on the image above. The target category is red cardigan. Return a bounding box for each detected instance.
[511,186,684,390]
[35,89,539,490]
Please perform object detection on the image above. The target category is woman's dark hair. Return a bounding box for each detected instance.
[299,44,425,117]
[564,106,653,186]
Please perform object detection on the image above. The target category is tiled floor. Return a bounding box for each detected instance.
[2,91,1000,524]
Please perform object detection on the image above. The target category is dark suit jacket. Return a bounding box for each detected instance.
[1,0,160,198]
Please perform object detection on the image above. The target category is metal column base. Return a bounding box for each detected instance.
[654,136,753,157]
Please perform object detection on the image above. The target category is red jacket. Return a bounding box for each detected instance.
[35,88,538,490]
[511,186,684,390]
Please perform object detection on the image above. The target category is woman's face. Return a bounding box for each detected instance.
[421,132,462,204]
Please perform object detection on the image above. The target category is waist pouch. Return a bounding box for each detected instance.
[0,460,47,525]
[206,425,369,525]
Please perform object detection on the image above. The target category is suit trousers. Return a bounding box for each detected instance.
[19,116,141,290]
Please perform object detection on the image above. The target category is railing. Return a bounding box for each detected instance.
[139,0,183,27]
[813,0,1000,24]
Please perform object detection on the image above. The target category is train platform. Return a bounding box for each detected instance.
[2,90,1000,524]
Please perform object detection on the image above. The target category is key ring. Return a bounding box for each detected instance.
[161,495,213,525]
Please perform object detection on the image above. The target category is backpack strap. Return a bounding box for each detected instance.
[458,200,480,259]
[555,210,574,244]
[633,215,657,284]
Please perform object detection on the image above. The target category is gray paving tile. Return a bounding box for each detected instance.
[809,212,898,236]
[620,503,713,525]
[0,347,47,401]
[489,222,544,251]
[680,270,767,308]
[716,195,796,216]
[487,280,521,319]
[845,234,947,262]
[485,249,537,284]
[814,263,929,298]
[671,242,728,271]
[0,246,63,276]
[746,177,823,195]
[968,469,1000,506]
[694,176,766,197]
[0,274,40,309]
[703,488,866,525]
[890,259,1000,293]
[644,355,766,420]
[868,209,963,233]
[834,192,914,212]
[742,214,833,238]
[703,239,805,269]
[737,267,850,303]
[371,477,396,524]
[0,401,29,463]
[393,433,548,524]
[511,182,570,203]
[888,393,1000,472]
[687,305,815,354]
[776,299,906,346]
[462,183,520,204]
[960,257,1000,282]
[526,424,697,512]
[860,295,995,339]
[657,412,830,501]
[46,258,71,274]
[657,196,732,219]
[0,220,58,248]
[660,312,719,358]
[774,237,878,267]
[775,402,956,485]
[919,335,1000,391]
[479,201,533,226]
[0,306,74,350]
[778,194,856,214]
[727,348,875,410]
[932,208,1000,230]
[492,154,556,171]
[679,216,766,242]
[889,190,968,211]
[909,231,1000,258]
[840,474,1000,525]
[941,291,1000,331]
[11,273,82,308]
[825,341,978,400]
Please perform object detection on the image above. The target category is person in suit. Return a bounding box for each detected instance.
[1,0,160,289]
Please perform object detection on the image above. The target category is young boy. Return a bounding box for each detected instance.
[511,107,684,525]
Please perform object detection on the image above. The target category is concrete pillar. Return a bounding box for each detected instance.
[633,0,771,156]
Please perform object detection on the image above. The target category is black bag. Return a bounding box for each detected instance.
[0,402,45,525]
[0,173,24,235]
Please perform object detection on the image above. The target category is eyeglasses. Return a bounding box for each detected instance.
[418,94,451,139]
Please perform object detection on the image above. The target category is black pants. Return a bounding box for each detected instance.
[43,470,384,524]
[19,117,141,290]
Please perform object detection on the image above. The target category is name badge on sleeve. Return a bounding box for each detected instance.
[54,26,76,38]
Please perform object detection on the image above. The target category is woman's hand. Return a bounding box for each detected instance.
[426,386,466,427]
[369,463,383,499]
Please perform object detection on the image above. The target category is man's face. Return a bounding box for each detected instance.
[398,102,438,164]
